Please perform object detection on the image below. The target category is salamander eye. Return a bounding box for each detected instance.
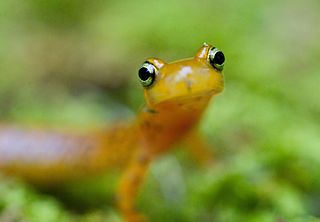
[208,47,225,71]
[138,62,156,87]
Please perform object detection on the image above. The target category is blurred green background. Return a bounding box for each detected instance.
[0,0,320,221]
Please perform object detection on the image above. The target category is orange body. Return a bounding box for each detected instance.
[0,124,135,183]
[0,43,225,222]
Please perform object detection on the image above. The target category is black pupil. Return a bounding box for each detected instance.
[139,67,151,81]
[213,51,225,65]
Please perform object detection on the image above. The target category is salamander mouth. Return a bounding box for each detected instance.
[169,87,221,101]
[153,89,219,111]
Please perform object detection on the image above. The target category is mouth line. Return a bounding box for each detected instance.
[155,89,219,106]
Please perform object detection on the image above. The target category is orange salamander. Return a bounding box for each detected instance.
[0,43,225,222]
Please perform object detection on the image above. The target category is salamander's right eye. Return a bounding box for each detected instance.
[138,62,156,87]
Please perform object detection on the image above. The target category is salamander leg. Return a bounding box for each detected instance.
[117,150,152,222]
[184,131,214,166]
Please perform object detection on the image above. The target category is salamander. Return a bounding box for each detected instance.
[0,43,225,222]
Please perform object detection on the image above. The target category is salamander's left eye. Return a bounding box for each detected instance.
[208,47,225,71]
[138,62,156,87]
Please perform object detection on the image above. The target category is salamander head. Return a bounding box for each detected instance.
[138,43,225,107]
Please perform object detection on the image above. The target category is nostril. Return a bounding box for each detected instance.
[185,79,193,92]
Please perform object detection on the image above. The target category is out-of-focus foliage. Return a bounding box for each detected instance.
[0,0,319,221]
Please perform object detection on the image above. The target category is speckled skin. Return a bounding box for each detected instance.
[0,43,224,222]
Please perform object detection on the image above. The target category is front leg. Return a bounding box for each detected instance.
[184,131,214,166]
[117,149,152,222]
